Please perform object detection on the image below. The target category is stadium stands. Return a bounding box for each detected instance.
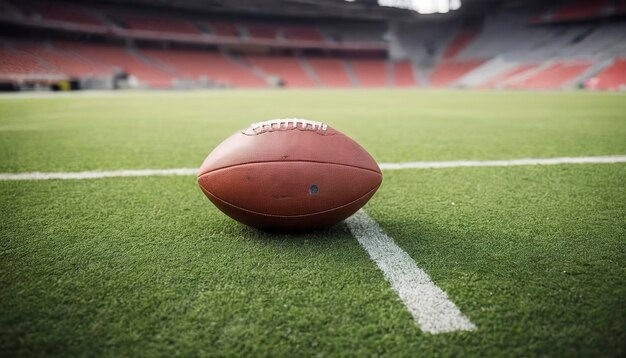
[245,25,279,39]
[476,63,538,88]
[0,39,396,89]
[529,0,626,24]
[350,59,388,87]
[140,49,266,87]
[391,61,416,87]
[1,0,625,91]
[283,26,325,42]
[246,56,315,87]
[55,42,175,88]
[429,59,485,87]
[508,62,591,89]
[0,47,54,77]
[118,14,200,35]
[203,21,240,37]
[32,1,104,26]
[0,0,385,51]
[305,58,353,87]
[586,58,626,90]
[443,30,479,59]
[554,0,610,22]
[15,44,110,77]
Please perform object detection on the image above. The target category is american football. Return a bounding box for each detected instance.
[198,119,382,230]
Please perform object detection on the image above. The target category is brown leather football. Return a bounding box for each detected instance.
[198,119,382,231]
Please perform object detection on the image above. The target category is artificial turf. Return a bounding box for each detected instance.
[0,89,625,356]
[0,90,625,172]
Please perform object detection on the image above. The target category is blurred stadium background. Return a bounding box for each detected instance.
[1,0,626,92]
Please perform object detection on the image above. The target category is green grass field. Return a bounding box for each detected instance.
[1,90,625,356]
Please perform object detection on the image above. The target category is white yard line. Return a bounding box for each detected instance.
[378,155,626,170]
[0,168,197,180]
[0,155,624,181]
[345,210,476,333]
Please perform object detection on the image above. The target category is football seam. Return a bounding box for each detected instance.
[199,181,381,219]
[198,159,382,177]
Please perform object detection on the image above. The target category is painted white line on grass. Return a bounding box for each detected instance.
[0,155,624,181]
[345,210,475,334]
[0,168,197,181]
[378,155,626,170]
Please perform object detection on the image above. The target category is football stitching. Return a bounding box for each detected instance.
[242,118,328,135]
